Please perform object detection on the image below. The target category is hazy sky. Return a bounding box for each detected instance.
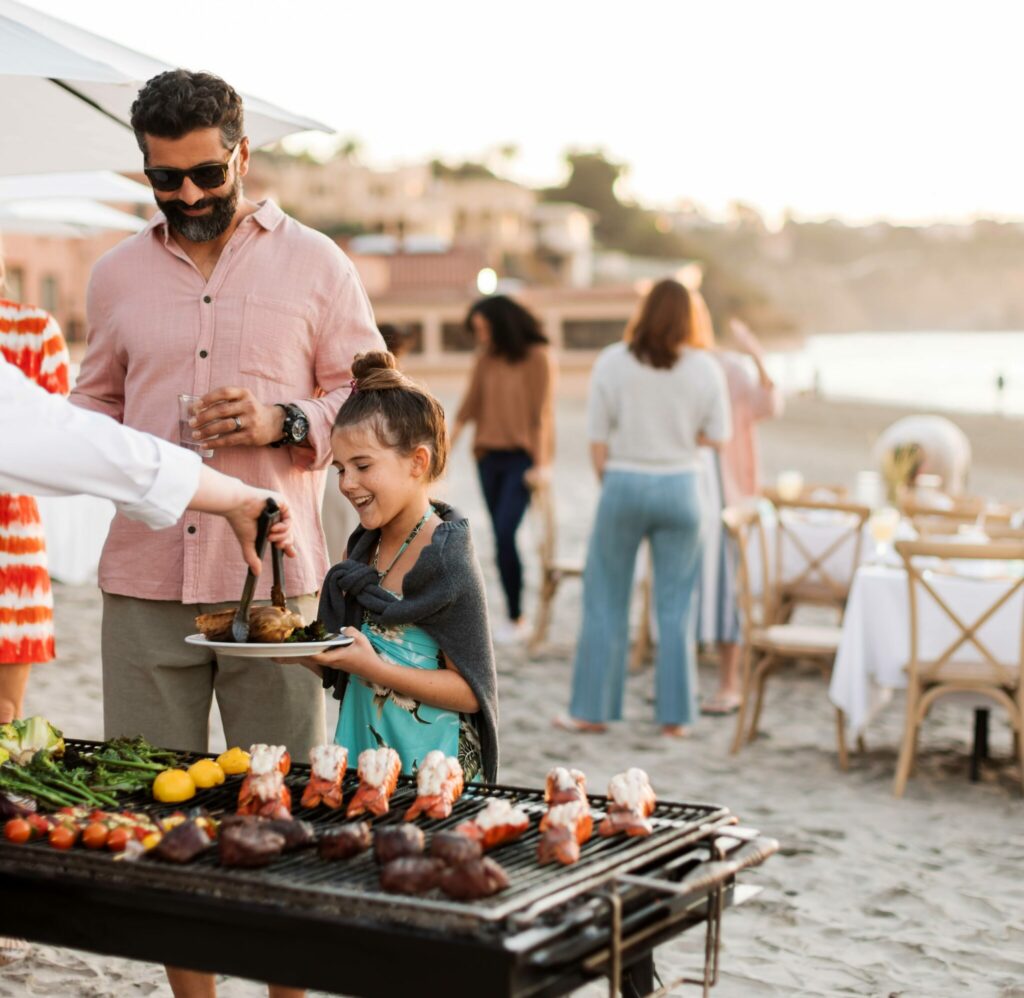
[27,0,1024,224]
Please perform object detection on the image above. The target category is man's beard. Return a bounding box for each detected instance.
[157,175,241,242]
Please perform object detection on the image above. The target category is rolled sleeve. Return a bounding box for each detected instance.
[293,265,384,470]
[117,437,202,528]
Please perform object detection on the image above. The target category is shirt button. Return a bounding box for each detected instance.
[203,295,212,304]
[199,349,208,358]
[187,525,197,535]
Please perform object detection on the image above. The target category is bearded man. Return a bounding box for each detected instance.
[71,70,383,764]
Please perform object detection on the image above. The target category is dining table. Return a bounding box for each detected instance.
[829,555,1024,775]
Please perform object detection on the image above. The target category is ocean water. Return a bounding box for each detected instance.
[765,331,1024,416]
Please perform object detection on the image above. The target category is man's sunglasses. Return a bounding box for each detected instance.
[144,145,239,193]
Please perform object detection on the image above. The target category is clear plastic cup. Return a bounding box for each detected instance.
[178,394,214,459]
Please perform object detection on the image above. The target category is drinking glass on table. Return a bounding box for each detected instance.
[178,393,214,459]
[868,506,900,563]
[776,470,804,502]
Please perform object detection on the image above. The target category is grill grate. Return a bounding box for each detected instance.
[0,740,731,932]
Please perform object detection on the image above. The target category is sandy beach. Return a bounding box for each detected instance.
[6,386,1024,997]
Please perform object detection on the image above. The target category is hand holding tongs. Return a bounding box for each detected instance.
[231,498,286,642]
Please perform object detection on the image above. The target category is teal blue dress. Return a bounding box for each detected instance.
[333,599,483,781]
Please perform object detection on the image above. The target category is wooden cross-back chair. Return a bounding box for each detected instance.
[769,496,871,622]
[527,481,583,654]
[893,538,1024,797]
[723,502,850,768]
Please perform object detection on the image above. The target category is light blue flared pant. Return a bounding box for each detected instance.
[569,469,703,726]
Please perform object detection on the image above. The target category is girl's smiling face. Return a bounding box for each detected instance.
[331,420,431,531]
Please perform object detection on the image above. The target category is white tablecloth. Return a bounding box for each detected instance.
[829,564,1024,733]
[34,494,115,586]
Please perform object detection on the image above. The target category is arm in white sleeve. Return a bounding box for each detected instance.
[0,361,199,529]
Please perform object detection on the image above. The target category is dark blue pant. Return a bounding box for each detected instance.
[477,449,533,621]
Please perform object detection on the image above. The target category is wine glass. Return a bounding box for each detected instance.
[868,507,900,564]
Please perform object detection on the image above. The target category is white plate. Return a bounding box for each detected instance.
[184,633,353,658]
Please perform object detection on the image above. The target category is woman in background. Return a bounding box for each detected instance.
[689,293,783,716]
[451,296,555,645]
[559,280,730,737]
[0,263,70,724]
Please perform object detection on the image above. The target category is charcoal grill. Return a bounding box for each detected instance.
[0,740,777,996]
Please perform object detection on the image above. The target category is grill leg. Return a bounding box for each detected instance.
[621,953,656,997]
[970,709,990,782]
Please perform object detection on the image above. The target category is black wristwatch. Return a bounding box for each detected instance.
[271,403,310,448]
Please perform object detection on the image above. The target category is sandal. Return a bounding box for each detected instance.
[552,714,608,734]
[660,725,691,739]
[701,694,741,717]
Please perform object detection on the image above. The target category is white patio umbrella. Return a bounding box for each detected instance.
[0,170,152,204]
[0,0,332,176]
[0,196,146,236]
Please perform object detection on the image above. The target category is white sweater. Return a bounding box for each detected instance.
[588,343,731,473]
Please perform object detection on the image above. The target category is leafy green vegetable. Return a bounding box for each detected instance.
[0,716,65,764]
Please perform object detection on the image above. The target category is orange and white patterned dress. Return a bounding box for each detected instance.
[0,298,70,664]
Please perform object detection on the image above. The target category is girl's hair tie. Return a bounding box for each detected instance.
[348,378,359,394]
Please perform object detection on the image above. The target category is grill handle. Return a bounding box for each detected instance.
[614,834,778,902]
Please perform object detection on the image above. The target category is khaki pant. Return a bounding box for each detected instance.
[101,592,325,757]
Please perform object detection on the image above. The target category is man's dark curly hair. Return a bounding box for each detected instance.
[130,70,244,159]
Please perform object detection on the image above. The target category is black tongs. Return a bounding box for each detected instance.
[231,498,286,643]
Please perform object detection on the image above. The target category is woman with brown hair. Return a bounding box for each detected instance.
[557,280,730,737]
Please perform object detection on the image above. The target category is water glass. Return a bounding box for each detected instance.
[776,470,804,502]
[868,506,900,563]
[178,394,214,459]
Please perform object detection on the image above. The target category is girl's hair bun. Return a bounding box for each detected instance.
[351,350,405,391]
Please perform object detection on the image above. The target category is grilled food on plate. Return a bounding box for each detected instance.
[455,798,530,850]
[544,766,587,806]
[318,822,372,861]
[403,751,463,821]
[373,825,425,864]
[539,799,593,865]
[301,744,348,810]
[346,747,401,818]
[439,857,509,900]
[194,606,304,643]
[598,768,656,838]
[379,856,445,895]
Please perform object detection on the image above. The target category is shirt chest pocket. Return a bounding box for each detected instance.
[239,295,315,389]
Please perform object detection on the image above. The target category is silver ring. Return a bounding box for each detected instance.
[233,416,243,432]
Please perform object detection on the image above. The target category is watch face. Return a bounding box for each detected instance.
[290,415,310,441]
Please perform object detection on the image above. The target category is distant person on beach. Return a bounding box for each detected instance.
[557,279,731,738]
[378,322,414,361]
[0,272,70,725]
[451,296,556,646]
[688,300,783,717]
[68,69,381,998]
[872,415,972,495]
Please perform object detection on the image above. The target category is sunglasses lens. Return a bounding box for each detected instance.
[146,169,184,192]
[189,165,228,190]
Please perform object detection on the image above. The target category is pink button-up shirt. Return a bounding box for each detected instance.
[71,200,383,604]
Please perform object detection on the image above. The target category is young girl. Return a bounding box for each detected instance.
[293,351,498,783]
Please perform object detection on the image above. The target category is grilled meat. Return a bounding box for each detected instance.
[455,798,531,850]
[374,824,425,864]
[152,820,213,864]
[379,856,444,895]
[301,744,347,810]
[439,857,509,901]
[318,822,372,861]
[598,768,656,838]
[218,822,286,868]
[429,831,482,866]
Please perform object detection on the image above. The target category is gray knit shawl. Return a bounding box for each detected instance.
[317,501,499,783]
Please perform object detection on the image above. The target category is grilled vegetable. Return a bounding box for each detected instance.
[3,817,31,844]
[0,717,65,765]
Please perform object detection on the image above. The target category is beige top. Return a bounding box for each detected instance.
[456,344,556,465]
